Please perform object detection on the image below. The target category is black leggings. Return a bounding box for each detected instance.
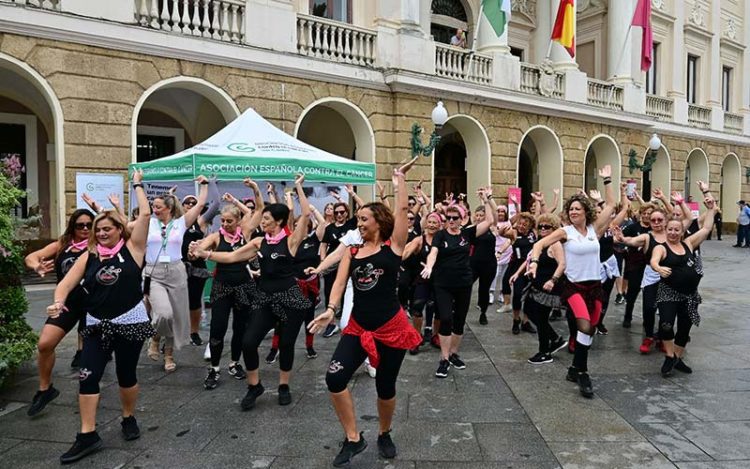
[209,295,250,368]
[243,307,304,372]
[472,261,496,313]
[658,301,692,347]
[501,262,518,296]
[524,297,559,354]
[79,334,144,395]
[434,285,472,336]
[624,267,645,321]
[326,334,406,400]
[642,283,659,338]
[323,271,336,307]
[512,275,528,311]
[600,276,616,322]
[410,282,435,320]
[398,269,415,311]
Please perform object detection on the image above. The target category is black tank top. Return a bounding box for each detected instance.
[532,246,560,294]
[644,233,665,260]
[661,242,702,294]
[182,222,206,268]
[56,246,86,307]
[258,238,296,292]
[82,246,144,320]
[214,233,251,285]
[470,229,496,269]
[292,232,321,279]
[599,229,615,262]
[511,232,536,266]
[350,244,402,330]
[401,230,420,273]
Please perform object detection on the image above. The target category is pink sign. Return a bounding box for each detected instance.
[508,187,522,217]
[687,202,700,218]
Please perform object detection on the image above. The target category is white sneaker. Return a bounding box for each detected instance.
[203,343,211,361]
[497,304,512,314]
[364,359,377,378]
[489,292,495,305]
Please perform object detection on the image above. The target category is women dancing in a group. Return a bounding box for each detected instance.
[309,159,422,467]
[498,212,537,335]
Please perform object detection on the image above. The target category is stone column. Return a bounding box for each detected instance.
[607,0,635,83]
[668,0,688,125]
[708,0,724,131]
[245,0,297,53]
[533,0,553,64]
[374,0,434,74]
[549,0,578,70]
[476,5,509,54]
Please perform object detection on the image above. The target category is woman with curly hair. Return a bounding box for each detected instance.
[497,212,538,335]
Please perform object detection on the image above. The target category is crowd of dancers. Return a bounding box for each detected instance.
[23,157,718,466]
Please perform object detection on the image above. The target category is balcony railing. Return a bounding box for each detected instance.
[687,104,712,129]
[645,95,674,121]
[6,0,59,10]
[587,78,623,110]
[435,44,492,85]
[135,0,245,43]
[724,112,743,134]
[296,14,376,67]
[519,62,563,99]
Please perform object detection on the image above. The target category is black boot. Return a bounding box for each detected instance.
[60,431,103,464]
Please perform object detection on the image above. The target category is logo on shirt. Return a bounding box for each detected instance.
[458,237,468,247]
[96,265,122,285]
[352,262,384,291]
[270,252,286,260]
[60,257,77,276]
[328,360,343,374]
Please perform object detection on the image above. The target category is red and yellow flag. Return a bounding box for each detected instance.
[551,0,575,58]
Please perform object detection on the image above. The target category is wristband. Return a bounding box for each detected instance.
[200,181,209,185]
[551,276,560,284]
[702,190,710,195]
[603,179,612,186]
[133,183,144,189]
[529,258,539,264]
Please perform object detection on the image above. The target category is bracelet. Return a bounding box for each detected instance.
[551,276,560,284]
[204,250,213,260]
[327,303,338,311]
[200,181,209,185]
[133,183,143,189]
[603,179,612,186]
[702,190,710,195]
[529,259,539,264]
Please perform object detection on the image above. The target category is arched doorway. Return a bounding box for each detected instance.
[584,135,622,195]
[433,114,491,208]
[0,53,65,238]
[295,97,376,201]
[720,153,741,221]
[684,148,709,206]
[132,77,240,163]
[517,126,563,211]
[431,0,472,45]
[641,145,671,199]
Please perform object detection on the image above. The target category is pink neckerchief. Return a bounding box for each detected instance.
[220,227,243,246]
[67,239,88,252]
[265,229,288,245]
[96,238,124,259]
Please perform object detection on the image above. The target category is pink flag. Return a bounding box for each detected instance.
[631,0,652,71]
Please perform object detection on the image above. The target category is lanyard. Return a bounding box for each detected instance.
[160,220,175,250]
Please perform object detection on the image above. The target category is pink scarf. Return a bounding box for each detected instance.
[67,239,88,252]
[96,238,124,259]
[265,229,288,245]
[220,227,242,246]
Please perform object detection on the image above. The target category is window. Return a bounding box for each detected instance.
[686,54,699,104]
[722,66,732,112]
[137,135,176,163]
[646,42,659,95]
[430,0,469,45]
[510,47,524,61]
[310,0,352,23]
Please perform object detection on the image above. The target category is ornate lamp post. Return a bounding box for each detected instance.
[411,101,449,158]
[628,133,661,174]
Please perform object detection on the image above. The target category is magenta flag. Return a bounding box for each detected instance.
[631,0,653,71]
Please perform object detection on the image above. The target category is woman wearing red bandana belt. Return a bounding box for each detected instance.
[308,159,421,467]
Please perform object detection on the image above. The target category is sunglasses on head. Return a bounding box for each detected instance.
[75,222,92,230]
[538,224,554,230]
[445,215,461,221]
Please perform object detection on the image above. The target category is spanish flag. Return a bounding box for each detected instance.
[551,0,575,58]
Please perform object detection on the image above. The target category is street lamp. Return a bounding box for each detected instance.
[411,102,449,157]
[628,133,661,174]
[649,133,661,153]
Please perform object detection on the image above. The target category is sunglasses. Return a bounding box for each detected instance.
[407,217,415,221]
[445,215,461,221]
[650,217,664,222]
[538,224,554,230]
[408,202,416,206]
[183,200,197,206]
[334,210,347,215]
[75,222,92,230]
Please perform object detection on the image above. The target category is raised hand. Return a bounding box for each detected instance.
[670,191,684,204]
[696,180,709,193]
[653,188,665,200]
[589,189,602,201]
[598,164,612,179]
[195,175,208,185]
[294,173,305,186]
[243,178,258,189]
[108,193,121,208]
[81,193,96,208]
[344,184,355,194]
[132,169,144,184]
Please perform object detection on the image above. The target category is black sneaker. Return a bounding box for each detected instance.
[377,430,397,459]
[190,333,203,346]
[448,353,466,370]
[565,366,578,383]
[204,368,220,390]
[278,384,292,406]
[60,431,102,464]
[27,385,60,417]
[622,319,632,328]
[550,309,563,321]
[528,352,553,365]
[241,382,265,411]
[422,328,432,345]
[408,346,420,355]
[661,356,677,377]
[674,358,693,374]
[614,293,624,305]
[521,321,536,334]
[121,415,140,441]
[306,347,318,359]
[333,433,367,467]
[435,359,451,378]
[323,324,340,338]
[596,323,609,335]
[265,348,278,364]
[549,336,567,354]
[70,350,81,368]
[479,312,488,325]
[228,362,246,380]
[577,373,594,398]
[512,319,521,335]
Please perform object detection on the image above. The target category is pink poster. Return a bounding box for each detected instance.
[687,202,700,218]
[508,187,522,217]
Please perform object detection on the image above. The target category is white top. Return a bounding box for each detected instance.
[146,216,187,264]
[562,225,601,282]
[340,228,363,247]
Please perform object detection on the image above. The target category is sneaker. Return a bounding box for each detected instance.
[70,350,81,368]
[365,361,377,378]
[430,334,440,349]
[323,324,340,338]
[596,323,609,335]
[241,383,265,411]
[190,332,203,346]
[120,415,140,441]
[203,343,211,361]
[567,337,576,354]
[435,359,451,378]
[528,352,553,365]
[332,433,367,467]
[614,293,624,305]
[550,336,567,354]
[448,353,466,370]
[60,431,103,464]
[204,368,220,390]
[521,321,536,334]
[622,319,631,328]
[577,373,594,398]
[661,356,677,377]
[265,348,278,364]
[422,328,432,345]
[550,309,563,321]
[512,319,521,335]
[565,366,578,383]
[674,358,693,374]
[479,312,488,325]
[228,362,246,380]
[377,431,397,459]
[27,385,60,417]
[408,345,420,355]
[306,347,318,359]
[278,384,292,406]
[639,337,655,355]
[498,304,512,313]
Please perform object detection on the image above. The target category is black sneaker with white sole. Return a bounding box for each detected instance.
[549,336,567,354]
[265,348,278,364]
[228,362,246,379]
[448,353,466,370]
[528,352,553,365]
[189,332,203,346]
[674,358,692,374]
[435,359,451,378]
[60,431,102,464]
[306,347,318,359]
[333,433,367,467]
[323,324,340,338]
[377,431,397,459]
[204,368,219,390]
[27,385,60,417]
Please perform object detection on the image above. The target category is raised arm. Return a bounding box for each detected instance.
[671,191,694,231]
[222,192,255,238]
[199,177,222,230]
[81,192,103,214]
[652,188,674,216]
[310,205,327,242]
[127,170,151,263]
[288,174,310,256]
[684,183,716,250]
[266,183,278,204]
[527,228,568,279]
[611,183,631,227]
[550,188,560,214]
[593,165,616,237]
[183,175,209,227]
[392,158,419,255]
[475,187,497,236]
[107,193,126,217]
[345,184,365,210]
[402,234,423,260]
[376,181,391,209]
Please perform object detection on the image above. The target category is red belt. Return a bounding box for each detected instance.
[342,309,422,369]
[296,276,320,304]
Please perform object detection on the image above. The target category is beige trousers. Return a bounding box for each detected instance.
[145,261,189,350]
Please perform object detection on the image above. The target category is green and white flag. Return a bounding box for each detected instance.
[482,0,511,37]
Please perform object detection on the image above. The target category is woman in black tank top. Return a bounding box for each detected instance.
[24,209,95,416]
[308,159,422,467]
[190,175,312,411]
[470,206,499,325]
[651,186,716,378]
[46,170,152,464]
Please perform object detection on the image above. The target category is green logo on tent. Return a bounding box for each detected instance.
[228,143,256,153]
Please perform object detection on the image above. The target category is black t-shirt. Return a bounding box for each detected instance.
[82,246,144,320]
[623,223,650,270]
[432,226,477,287]
[322,218,357,255]
[401,230,421,273]
[258,238,296,293]
[214,234,251,285]
[510,232,536,268]
[599,229,615,262]
[292,232,321,279]
[350,244,402,330]
[412,213,422,235]
[532,246,561,294]
[181,222,206,268]
[470,228,496,270]
[662,242,702,294]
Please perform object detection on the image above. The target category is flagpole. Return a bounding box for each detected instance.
[606,0,642,107]
[466,2,484,82]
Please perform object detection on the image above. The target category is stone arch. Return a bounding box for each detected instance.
[583,134,622,197]
[720,153,741,221]
[0,52,65,237]
[641,143,671,198]
[132,76,240,163]
[684,148,710,205]
[294,97,376,201]
[516,125,563,211]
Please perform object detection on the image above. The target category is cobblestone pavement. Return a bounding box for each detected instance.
[1,240,749,468]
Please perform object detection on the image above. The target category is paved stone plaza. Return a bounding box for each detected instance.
[1,240,749,468]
